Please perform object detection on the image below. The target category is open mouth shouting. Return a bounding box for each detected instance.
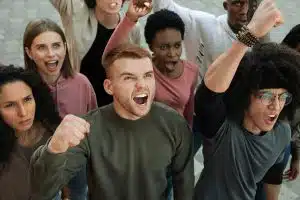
[133,93,148,105]
[265,114,278,125]
[45,60,59,72]
[165,61,178,71]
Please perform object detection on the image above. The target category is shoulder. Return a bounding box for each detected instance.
[151,102,187,124]
[72,73,93,86]
[183,60,199,73]
[274,121,292,141]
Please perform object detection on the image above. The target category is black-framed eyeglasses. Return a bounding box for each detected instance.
[254,91,293,107]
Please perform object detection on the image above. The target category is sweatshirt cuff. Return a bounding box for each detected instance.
[36,139,68,169]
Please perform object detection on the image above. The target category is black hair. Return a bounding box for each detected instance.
[0,65,61,167]
[224,43,300,121]
[282,24,300,49]
[144,9,185,47]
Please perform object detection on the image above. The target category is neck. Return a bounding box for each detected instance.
[95,7,120,29]
[16,122,45,147]
[41,73,60,85]
[243,117,261,135]
[227,20,241,34]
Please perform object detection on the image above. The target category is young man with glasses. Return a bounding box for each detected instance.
[193,0,300,199]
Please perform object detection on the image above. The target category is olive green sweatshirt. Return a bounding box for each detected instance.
[30,102,194,200]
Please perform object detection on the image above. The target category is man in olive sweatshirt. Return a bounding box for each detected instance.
[30,43,194,200]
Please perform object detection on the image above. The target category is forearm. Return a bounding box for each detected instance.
[204,41,249,93]
[30,145,68,200]
[264,183,281,200]
[102,15,136,63]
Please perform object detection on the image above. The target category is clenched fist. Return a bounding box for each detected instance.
[48,114,90,154]
[247,0,283,38]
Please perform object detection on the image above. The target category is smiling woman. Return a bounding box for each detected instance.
[23,18,98,200]
[0,65,61,200]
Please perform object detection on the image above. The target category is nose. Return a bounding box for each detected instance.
[17,104,27,117]
[168,47,177,58]
[135,78,146,91]
[240,2,249,13]
[47,48,55,57]
[270,97,281,111]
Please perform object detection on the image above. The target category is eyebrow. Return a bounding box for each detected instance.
[120,72,135,77]
[258,91,289,95]
[120,70,154,77]
[34,41,62,48]
[1,94,32,104]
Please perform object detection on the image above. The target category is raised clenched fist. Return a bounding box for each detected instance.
[48,114,90,154]
[126,0,152,22]
[247,0,283,38]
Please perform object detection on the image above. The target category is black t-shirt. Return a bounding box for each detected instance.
[80,23,114,107]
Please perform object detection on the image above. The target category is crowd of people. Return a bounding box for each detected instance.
[0,0,300,200]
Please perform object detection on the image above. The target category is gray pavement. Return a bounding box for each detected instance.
[0,0,300,199]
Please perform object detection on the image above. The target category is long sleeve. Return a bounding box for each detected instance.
[102,15,137,63]
[194,83,226,138]
[30,138,89,200]
[172,119,194,200]
[183,67,199,127]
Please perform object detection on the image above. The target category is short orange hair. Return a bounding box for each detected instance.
[102,43,152,76]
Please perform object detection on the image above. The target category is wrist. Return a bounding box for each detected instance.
[126,12,138,23]
[236,25,259,47]
[246,22,259,38]
[47,138,63,154]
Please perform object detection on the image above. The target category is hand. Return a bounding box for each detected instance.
[247,0,284,38]
[126,0,152,22]
[48,114,90,154]
[283,160,300,181]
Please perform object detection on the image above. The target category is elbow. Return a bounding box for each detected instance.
[203,77,228,93]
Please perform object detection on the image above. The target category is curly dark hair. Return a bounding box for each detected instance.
[84,0,125,9]
[0,65,61,166]
[282,24,300,49]
[224,43,300,121]
[144,9,185,47]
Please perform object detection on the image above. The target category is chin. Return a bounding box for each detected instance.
[260,124,275,132]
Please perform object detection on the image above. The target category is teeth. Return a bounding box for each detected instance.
[135,94,147,98]
[268,115,276,117]
[47,61,57,64]
[110,2,117,6]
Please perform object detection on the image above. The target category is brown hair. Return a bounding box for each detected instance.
[103,43,152,75]
[23,18,74,78]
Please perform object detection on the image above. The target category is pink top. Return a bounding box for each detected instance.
[48,73,98,118]
[103,15,199,126]
[154,62,198,126]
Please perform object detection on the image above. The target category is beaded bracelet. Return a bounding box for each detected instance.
[236,25,260,47]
